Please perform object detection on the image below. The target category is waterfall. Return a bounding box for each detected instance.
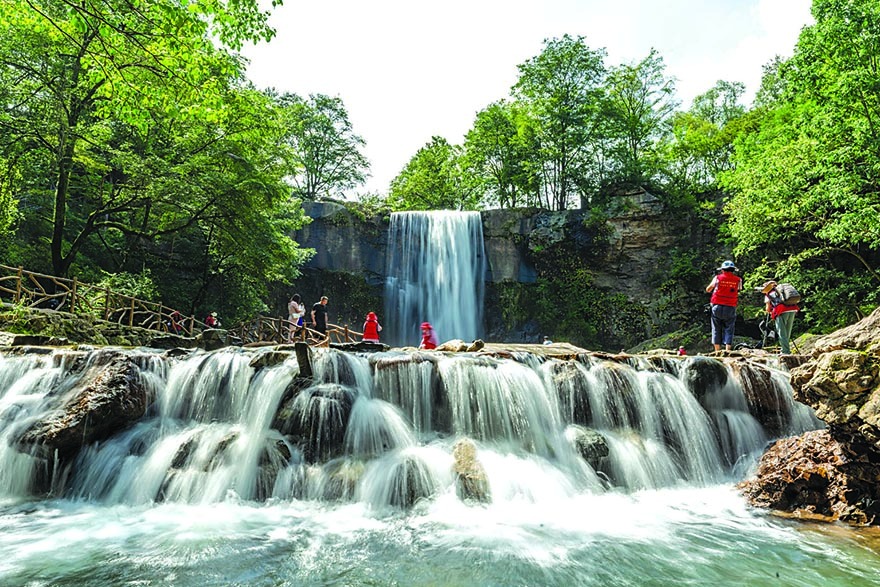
[384,211,486,347]
[0,346,822,509]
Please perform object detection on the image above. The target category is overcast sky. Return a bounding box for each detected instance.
[242,0,813,195]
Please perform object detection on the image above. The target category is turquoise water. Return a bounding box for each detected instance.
[2,486,879,587]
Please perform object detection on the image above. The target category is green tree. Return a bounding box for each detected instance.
[722,0,880,328]
[513,35,608,210]
[463,100,540,209]
[665,80,746,194]
[387,137,481,211]
[0,0,277,277]
[279,93,369,200]
[603,49,678,188]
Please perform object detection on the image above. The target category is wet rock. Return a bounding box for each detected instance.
[739,429,880,525]
[0,331,69,347]
[567,425,609,470]
[149,335,198,350]
[330,341,389,353]
[729,360,790,436]
[435,339,486,352]
[452,438,491,504]
[198,328,227,351]
[274,383,356,463]
[679,356,729,403]
[320,458,365,501]
[387,453,436,508]
[550,361,592,425]
[16,355,149,460]
[249,350,294,370]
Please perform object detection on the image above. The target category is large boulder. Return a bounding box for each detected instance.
[741,304,880,525]
[452,438,491,504]
[739,429,880,525]
[16,355,150,460]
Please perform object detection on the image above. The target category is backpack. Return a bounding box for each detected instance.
[775,283,801,305]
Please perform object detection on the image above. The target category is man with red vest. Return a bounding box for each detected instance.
[705,260,743,351]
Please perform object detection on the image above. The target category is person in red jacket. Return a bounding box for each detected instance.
[705,260,743,352]
[362,311,382,343]
[419,322,438,350]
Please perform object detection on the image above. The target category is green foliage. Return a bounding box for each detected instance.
[0,0,321,324]
[388,137,482,211]
[513,35,608,210]
[721,0,880,331]
[603,49,678,190]
[277,93,369,200]
[530,247,649,349]
[463,101,541,209]
[94,270,159,302]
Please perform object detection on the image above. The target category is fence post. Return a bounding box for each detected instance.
[129,298,135,327]
[71,277,78,314]
[103,288,110,320]
[188,315,194,336]
[344,325,350,342]
[256,316,262,341]
[15,266,22,303]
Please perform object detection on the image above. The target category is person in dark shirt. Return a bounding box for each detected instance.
[311,296,329,334]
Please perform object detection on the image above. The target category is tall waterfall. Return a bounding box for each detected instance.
[384,211,486,347]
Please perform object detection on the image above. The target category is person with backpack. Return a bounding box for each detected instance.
[760,280,800,354]
[705,260,743,351]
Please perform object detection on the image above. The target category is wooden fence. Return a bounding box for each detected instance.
[0,264,203,335]
[230,315,363,347]
[0,264,364,347]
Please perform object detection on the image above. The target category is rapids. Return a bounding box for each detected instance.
[1,345,879,586]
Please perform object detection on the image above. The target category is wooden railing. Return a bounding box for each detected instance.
[0,264,366,348]
[0,264,204,336]
[230,315,363,347]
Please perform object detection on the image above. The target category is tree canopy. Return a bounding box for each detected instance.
[0,0,314,320]
[722,0,880,327]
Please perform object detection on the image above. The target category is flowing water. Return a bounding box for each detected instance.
[0,346,879,586]
[384,211,486,346]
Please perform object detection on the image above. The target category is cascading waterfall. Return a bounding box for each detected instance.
[384,211,486,346]
[0,347,820,505]
[2,346,873,587]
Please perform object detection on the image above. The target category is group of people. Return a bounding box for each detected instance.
[705,260,800,354]
[287,294,330,341]
[286,293,441,349]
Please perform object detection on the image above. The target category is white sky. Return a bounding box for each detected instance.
[242,0,813,196]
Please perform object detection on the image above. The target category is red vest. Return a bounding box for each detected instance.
[363,319,380,341]
[710,272,742,307]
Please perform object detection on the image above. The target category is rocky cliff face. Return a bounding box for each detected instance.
[740,305,880,524]
[291,194,713,350]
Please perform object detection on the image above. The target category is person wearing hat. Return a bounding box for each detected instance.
[705,260,743,351]
[419,322,438,350]
[362,311,382,343]
[205,311,220,328]
[761,280,799,354]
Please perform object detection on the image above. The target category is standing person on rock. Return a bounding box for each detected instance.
[705,260,743,352]
[362,311,382,343]
[761,280,800,354]
[311,296,329,335]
